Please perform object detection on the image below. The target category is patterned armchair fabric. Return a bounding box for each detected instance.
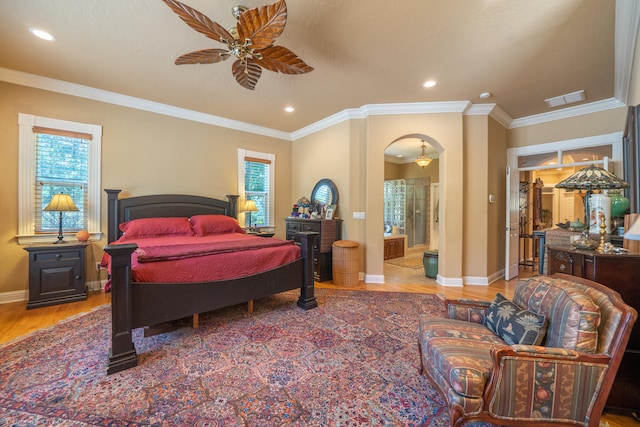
[418,273,637,427]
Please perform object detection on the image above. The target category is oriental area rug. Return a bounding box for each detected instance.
[0,289,491,426]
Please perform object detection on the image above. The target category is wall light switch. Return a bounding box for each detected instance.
[353,212,366,220]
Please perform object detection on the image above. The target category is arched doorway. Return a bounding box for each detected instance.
[383,135,440,284]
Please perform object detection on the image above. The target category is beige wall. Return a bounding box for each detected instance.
[463,115,489,277]
[487,116,508,277]
[291,119,368,272]
[366,113,464,282]
[3,48,638,297]
[0,82,293,296]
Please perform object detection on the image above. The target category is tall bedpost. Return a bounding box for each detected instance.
[297,232,318,310]
[226,194,239,218]
[105,189,121,243]
[105,243,138,375]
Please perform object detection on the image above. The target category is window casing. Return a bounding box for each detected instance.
[238,149,275,228]
[18,114,102,244]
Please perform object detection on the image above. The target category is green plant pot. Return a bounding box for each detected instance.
[423,251,438,278]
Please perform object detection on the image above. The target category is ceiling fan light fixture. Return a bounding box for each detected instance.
[231,5,248,19]
[415,140,432,168]
[162,0,314,90]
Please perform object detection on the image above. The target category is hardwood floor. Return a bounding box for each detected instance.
[1,258,637,426]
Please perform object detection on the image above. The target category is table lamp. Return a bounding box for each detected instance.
[43,193,79,244]
[555,165,629,231]
[244,200,258,230]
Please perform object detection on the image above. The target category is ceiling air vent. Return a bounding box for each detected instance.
[544,90,586,108]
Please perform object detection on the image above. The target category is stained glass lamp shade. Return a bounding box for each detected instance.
[555,165,629,225]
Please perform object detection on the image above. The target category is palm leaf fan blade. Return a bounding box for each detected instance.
[232,58,262,90]
[175,49,230,65]
[237,0,287,50]
[254,45,313,74]
[162,0,233,43]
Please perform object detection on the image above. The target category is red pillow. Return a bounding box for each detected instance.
[190,215,244,236]
[118,217,193,241]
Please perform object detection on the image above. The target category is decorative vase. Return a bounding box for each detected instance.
[589,194,611,235]
[76,230,90,242]
[609,191,629,218]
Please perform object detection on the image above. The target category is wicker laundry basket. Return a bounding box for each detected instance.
[332,240,359,286]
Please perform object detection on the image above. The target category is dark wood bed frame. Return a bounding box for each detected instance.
[103,189,318,375]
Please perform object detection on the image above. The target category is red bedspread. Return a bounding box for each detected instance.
[104,233,300,287]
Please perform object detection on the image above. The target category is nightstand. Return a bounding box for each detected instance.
[24,243,88,309]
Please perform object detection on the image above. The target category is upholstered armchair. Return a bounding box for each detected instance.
[418,274,637,427]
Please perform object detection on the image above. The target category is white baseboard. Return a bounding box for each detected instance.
[365,274,385,284]
[0,289,29,304]
[436,275,464,287]
[462,276,490,286]
[0,281,104,305]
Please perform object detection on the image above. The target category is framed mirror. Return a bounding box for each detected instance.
[311,179,339,206]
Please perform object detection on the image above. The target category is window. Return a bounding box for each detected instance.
[18,114,102,244]
[238,149,275,228]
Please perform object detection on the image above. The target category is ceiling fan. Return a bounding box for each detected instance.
[162,0,314,90]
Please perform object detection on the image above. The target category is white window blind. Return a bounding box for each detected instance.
[34,129,89,232]
[237,149,275,228]
[244,156,271,227]
[18,113,102,244]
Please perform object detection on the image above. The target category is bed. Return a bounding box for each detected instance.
[103,189,318,375]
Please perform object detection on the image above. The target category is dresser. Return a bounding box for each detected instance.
[547,245,640,416]
[24,243,88,309]
[285,218,342,282]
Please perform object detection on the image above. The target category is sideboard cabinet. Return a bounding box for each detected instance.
[384,236,405,260]
[24,243,88,309]
[547,245,640,417]
[285,218,342,282]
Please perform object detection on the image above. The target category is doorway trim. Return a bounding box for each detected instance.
[506,131,623,278]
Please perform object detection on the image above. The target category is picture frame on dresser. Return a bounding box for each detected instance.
[325,205,335,220]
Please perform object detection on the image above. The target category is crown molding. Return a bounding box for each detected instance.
[361,101,471,116]
[509,98,626,129]
[292,101,471,140]
[290,108,365,140]
[464,103,513,128]
[1,61,631,141]
[615,0,640,104]
[0,67,291,141]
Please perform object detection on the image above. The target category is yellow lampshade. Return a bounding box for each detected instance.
[44,193,79,212]
[244,200,258,212]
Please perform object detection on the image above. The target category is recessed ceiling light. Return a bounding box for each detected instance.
[423,80,437,88]
[479,92,491,99]
[29,28,55,41]
[284,106,294,113]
